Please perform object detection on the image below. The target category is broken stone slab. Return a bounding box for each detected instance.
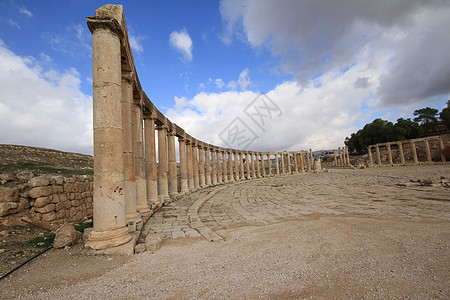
[53,223,82,248]
[0,202,18,217]
[145,234,162,252]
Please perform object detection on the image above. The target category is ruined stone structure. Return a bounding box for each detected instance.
[85,5,316,253]
[368,135,448,167]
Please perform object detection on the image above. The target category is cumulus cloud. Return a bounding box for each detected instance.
[169,29,193,62]
[220,0,450,106]
[0,40,93,154]
[237,68,251,91]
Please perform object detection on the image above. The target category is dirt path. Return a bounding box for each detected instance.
[1,165,449,299]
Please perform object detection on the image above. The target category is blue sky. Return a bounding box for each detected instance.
[0,0,449,154]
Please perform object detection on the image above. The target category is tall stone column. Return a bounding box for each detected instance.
[222,151,228,183]
[86,14,131,250]
[439,137,446,162]
[376,145,381,166]
[251,153,256,178]
[178,137,189,194]
[300,151,305,172]
[167,129,179,200]
[156,124,170,204]
[424,139,432,162]
[410,141,418,164]
[368,146,373,166]
[211,149,217,184]
[192,142,200,189]
[234,152,240,180]
[205,147,212,185]
[121,72,141,227]
[267,153,272,176]
[238,152,243,179]
[186,140,195,191]
[198,144,206,187]
[398,142,405,165]
[281,152,286,174]
[256,153,261,178]
[307,150,312,172]
[334,151,337,166]
[245,152,250,179]
[293,153,298,173]
[144,114,160,209]
[342,147,347,165]
[346,147,350,166]
[133,102,150,214]
[228,151,235,182]
[217,150,223,184]
[338,147,343,166]
[387,143,393,165]
[261,153,266,177]
[275,153,280,175]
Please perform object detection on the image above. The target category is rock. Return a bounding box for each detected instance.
[28,176,50,188]
[41,211,56,222]
[0,173,15,183]
[0,202,18,217]
[145,235,162,252]
[83,227,93,244]
[35,204,56,214]
[313,159,322,172]
[28,186,52,198]
[34,196,51,208]
[51,175,64,185]
[0,186,20,203]
[134,243,146,254]
[53,224,82,248]
[15,171,34,181]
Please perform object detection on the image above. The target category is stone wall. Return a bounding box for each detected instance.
[0,173,93,225]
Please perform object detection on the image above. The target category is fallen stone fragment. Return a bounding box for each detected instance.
[53,223,82,248]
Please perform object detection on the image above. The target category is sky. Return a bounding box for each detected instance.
[0,0,449,155]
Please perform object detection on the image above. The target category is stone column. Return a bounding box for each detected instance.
[217,150,223,184]
[144,114,160,209]
[228,151,235,182]
[333,151,337,166]
[346,147,350,166]
[192,142,200,189]
[275,153,280,175]
[424,139,432,162]
[121,72,141,227]
[293,153,298,173]
[387,143,393,165]
[244,152,250,179]
[368,146,373,166]
[281,152,286,174]
[261,153,266,177]
[86,15,131,250]
[205,147,212,185]
[439,137,446,162]
[398,142,405,165]
[133,102,150,215]
[178,137,189,194]
[300,151,305,172]
[267,153,272,176]
[239,152,244,179]
[211,149,217,184]
[234,152,240,180]
[338,147,343,166]
[256,153,261,178]
[376,145,381,166]
[186,140,195,191]
[222,151,228,183]
[307,150,312,172]
[156,124,170,204]
[167,129,179,200]
[410,141,418,164]
[198,144,206,187]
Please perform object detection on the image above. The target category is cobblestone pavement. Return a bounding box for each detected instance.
[140,165,450,243]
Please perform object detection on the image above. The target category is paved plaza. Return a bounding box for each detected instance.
[1,165,449,299]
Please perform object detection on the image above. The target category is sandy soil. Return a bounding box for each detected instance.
[0,166,449,299]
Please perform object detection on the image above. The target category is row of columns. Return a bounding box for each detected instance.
[368,136,446,166]
[332,146,351,167]
[86,5,317,252]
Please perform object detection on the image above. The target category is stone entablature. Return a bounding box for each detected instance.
[368,135,448,167]
[86,5,315,253]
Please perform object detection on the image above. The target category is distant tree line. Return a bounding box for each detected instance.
[345,100,450,155]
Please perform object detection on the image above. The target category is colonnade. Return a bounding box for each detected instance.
[85,5,315,253]
[368,135,447,166]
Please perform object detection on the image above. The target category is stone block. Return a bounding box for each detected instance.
[71,200,80,207]
[52,185,63,194]
[60,194,67,201]
[41,211,56,222]
[0,186,20,203]
[53,224,82,248]
[35,204,56,214]
[0,202,18,217]
[134,243,146,254]
[55,201,64,211]
[56,210,65,219]
[28,176,50,188]
[145,234,162,252]
[70,207,78,217]
[28,186,52,198]
[34,197,51,208]
[64,201,72,209]
[51,175,64,185]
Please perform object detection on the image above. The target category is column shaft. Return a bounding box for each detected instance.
[424,139,432,162]
[192,144,200,189]
[167,130,179,199]
[228,151,235,182]
[205,148,212,185]
[217,151,223,183]
[234,152,240,180]
[178,137,189,193]
[387,143,393,165]
[439,137,446,162]
[186,141,194,190]
[211,150,217,184]
[368,147,373,166]
[199,145,206,187]
[411,141,418,164]
[376,145,381,166]
[144,116,159,208]
[157,125,170,203]
[398,142,405,165]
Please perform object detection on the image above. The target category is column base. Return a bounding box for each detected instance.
[126,212,142,231]
[170,192,180,201]
[136,204,151,215]
[85,226,131,250]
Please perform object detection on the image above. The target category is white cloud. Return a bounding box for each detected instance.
[6,18,21,29]
[19,7,33,17]
[237,68,251,91]
[129,35,145,54]
[169,29,193,62]
[220,0,450,107]
[0,40,93,154]
[208,78,225,89]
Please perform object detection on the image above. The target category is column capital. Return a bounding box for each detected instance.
[87,16,124,37]
[155,124,168,130]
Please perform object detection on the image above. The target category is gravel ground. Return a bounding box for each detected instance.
[0,165,449,299]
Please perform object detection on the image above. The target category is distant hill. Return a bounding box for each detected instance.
[0,144,93,176]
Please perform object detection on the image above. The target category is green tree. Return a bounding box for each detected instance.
[393,118,423,140]
[439,100,450,128]
[413,107,439,125]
